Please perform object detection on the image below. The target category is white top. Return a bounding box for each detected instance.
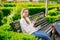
[20,17,41,34]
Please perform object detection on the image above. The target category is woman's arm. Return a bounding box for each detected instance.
[31,22,41,30]
[20,19,31,33]
[28,17,41,30]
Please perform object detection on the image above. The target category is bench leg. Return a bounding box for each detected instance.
[51,33,55,40]
[51,30,55,40]
[58,36,60,40]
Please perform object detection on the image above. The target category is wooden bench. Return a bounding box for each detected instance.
[56,6,60,23]
[10,12,46,32]
[57,6,60,14]
[10,12,52,40]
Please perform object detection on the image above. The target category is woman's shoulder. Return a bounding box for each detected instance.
[20,18,24,21]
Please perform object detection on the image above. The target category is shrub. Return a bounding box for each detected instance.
[0,11,3,26]
[46,15,58,23]
[0,7,13,17]
[1,7,11,16]
[12,8,21,21]
[48,7,55,10]
[0,23,12,31]
[0,30,36,40]
[12,7,56,21]
[48,8,58,16]
[28,7,45,15]
[3,3,16,7]
[0,11,3,20]
[1,17,7,24]
[0,7,14,25]
[50,0,57,2]
[48,12,57,16]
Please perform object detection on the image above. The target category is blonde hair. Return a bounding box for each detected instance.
[20,8,30,24]
[21,8,28,18]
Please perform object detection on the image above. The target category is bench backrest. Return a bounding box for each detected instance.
[10,12,45,32]
[57,6,60,11]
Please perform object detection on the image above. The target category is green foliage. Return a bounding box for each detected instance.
[0,30,36,40]
[28,7,45,15]
[48,8,58,16]
[0,7,14,25]
[50,0,57,2]
[0,2,60,40]
[0,23,12,31]
[0,11,3,26]
[2,17,7,24]
[46,8,59,23]
[46,15,58,23]
[12,8,21,21]
[12,7,45,21]
[16,2,44,7]
[0,11,3,20]
[0,7,13,16]
[48,12,57,16]
[3,3,16,7]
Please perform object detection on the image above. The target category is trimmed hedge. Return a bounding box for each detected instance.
[0,23,12,31]
[46,8,60,23]
[0,11,3,26]
[48,12,57,16]
[12,7,56,21]
[46,15,58,23]
[0,11,3,20]
[0,7,15,26]
[2,17,7,24]
[48,8,58,16]
[0,29,36,40]
[0,23,36,40]
[28,7,45,15]
[12,7,45,21]
[50,0,57,1]
[0,7,14,17]
[3,3,16,7]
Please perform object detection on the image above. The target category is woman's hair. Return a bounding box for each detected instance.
[21,8,30,24]
[21,8,28,18]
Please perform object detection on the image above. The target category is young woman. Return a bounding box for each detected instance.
[20,8,51,40]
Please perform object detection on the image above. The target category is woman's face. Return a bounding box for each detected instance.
[23,10,28,17]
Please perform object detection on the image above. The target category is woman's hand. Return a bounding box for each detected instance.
[32,21,36,25]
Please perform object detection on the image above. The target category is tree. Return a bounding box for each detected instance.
[30,0,32,2]
[45,0,48,16]
[57,0,60,3]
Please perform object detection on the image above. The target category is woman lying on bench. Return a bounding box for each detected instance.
[20,8,51,40]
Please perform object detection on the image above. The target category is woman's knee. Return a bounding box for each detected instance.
[44,34,51,40]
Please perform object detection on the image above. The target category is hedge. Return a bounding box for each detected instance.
[0,2,60,40]
[2,2,60,8]
[0,23,12,31]
[0,23,36,40]
[46,15,58,23]
[0,7,56,24]
[0,7,15,26]
[46,8,60,23]
[3,3,16,7]
[0,29,36,40]
[50,0,57,1]
[48,8,58,16]
[0,11,3,26]
[0,7,14,17]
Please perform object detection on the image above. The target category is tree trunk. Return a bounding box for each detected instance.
[45,0,48,16]
[57,0,60,3]
[30,0,32,2]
